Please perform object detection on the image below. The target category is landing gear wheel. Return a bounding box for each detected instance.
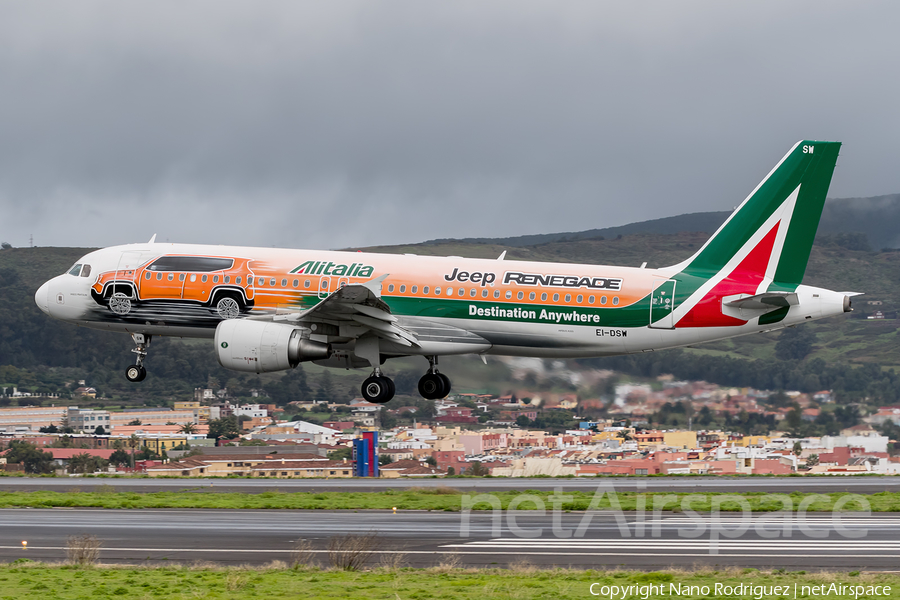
[125,364,146,382]
[126,333,151,383]
[216,296,241,319]
[418,373,449,400]
[361,375,395,403]
[437,373,451,396]
[108,293,132,315]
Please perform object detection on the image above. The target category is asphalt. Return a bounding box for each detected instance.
[2,476,900,494]
[2,509,898,570]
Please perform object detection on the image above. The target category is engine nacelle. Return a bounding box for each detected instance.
[215,320,331,373]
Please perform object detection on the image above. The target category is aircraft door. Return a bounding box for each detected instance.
[318,277,331,299]
[649,278,676,329]
[116,251,144,298]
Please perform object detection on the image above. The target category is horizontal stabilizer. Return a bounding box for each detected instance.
[724,292,798,310]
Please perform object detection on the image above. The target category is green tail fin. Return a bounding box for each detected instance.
[676,140,841,286]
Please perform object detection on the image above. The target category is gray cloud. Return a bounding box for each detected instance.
[2,2,900,249]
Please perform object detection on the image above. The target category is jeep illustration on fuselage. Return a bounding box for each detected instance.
[91,255,257,319]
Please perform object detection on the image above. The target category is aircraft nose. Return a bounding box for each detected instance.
[35,281,51,316]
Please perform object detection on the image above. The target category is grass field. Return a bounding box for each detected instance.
[0,488,894,512]
[0,562,897,600]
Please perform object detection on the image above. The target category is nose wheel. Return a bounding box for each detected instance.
[418,356,451,399]
[125,333,151,383]
[360,368,395,404]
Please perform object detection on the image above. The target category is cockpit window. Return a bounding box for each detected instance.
[68,264,82,276]
[80,265,92,278]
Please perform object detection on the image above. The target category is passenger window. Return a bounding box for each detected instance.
[145,272,151,280]
[411,285,417,294]
[202,275,208,283]
[259,277,265,286]
[588,295,595,304]
[213,275,219,283]
[517,291,524,300]
[179,274,186,281]
[400,285,406,293]
[577,295,583,303]
[68,264,82,276]
[281,278,287,287]
[446,287,453,296]
[423,286,429,294]
[494,290,500,298]
[81,265,92,278]
[600,296,607,305]
[388,284,395,292]
[236,276,241,285]
[270,278,276,286]
[190,274,197,282]
[224,276,230,283]
[304,280,311,288]
[458,288,465,297]
[541,293,547,301]
[505,290,512,299]
[565,294,571,302]
[292,279,299,288]
[168,273,174,281]
[157,273,163,281]
[470,289,476,297]
[529,292,535,300]
[553,293,559,302]
[434,287,441,295]
[612,297,619,305]
[482,289,488,298]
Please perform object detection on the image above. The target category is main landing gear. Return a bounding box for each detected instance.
[125,333,151,383]
[418,356,451,400]
[361,368,395,404]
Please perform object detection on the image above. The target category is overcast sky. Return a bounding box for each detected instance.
[2,2,900,250]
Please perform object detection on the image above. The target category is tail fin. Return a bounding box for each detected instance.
[672,140,840,287]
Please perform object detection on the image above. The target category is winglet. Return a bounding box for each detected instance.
[497,251,507,261]
[148,234,157,244]
[362,274,389,297]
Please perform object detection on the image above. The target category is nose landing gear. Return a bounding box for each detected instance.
[418,356,451,400]
[125,333,151,382]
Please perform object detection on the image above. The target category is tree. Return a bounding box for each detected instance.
[315,370,335,404]
[425,456,437,467]
[93,425,106,435]
[806,453,819,467]
[207,416,240,440]
[39,424,59,434]
[68,453,108,474]
[3,441,54,474]
[446,466,455,476]
[328,447,353,461]
[515,415,532,428]
[468,461,489,477]
[0,242,11,250]
[128,419,142,426]
[266,366,311,406]
[793,441,803,456]
[378,454,393,466]
[379,408,397,430]
[179,423,197,434]
[775,327,816,361]
[108,449,131,468]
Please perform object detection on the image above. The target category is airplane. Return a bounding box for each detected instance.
[35,140,855,404]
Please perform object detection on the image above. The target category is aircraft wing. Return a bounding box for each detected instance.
[269,275,419,347]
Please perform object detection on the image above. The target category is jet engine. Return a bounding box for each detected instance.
[215,319,331,373]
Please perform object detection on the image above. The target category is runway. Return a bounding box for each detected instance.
[2,476,899,494]
[2,509,898,570]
